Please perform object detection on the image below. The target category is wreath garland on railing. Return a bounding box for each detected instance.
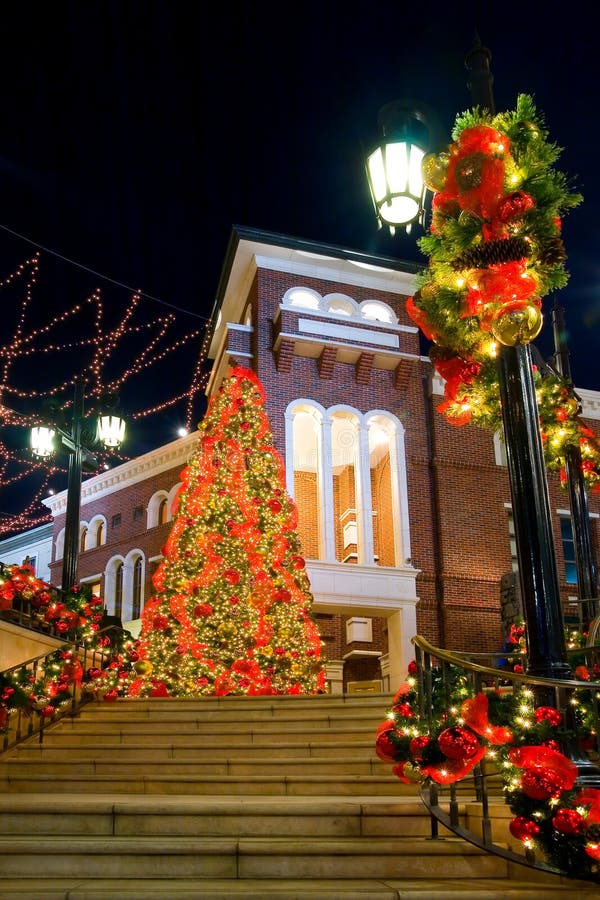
[376,658,600,881]
[407,93,600,493]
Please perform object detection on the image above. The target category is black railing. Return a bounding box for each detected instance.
[412,633,600,880]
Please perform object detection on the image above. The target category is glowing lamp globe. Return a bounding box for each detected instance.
[98,414,126,448]
[30,426,56,458]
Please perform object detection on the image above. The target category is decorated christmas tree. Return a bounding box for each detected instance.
[128,366,326,697]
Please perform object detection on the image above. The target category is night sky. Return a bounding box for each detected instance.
[0,2,599,525]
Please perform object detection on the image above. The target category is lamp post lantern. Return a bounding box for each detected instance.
[30,378,126,594]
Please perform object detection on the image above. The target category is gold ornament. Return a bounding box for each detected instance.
[134,660,153,676]
[218,622,235,639]
[403,762,423,783]
[421,150,449,192]
[491,302,543,346]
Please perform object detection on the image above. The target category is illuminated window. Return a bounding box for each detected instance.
[132,556,143,618]
[283,287,321,310]
[560,517,577,584]
[114,562,123,617]
[360,301,396,323]
[80,527,88,552]
[286,402,410,568]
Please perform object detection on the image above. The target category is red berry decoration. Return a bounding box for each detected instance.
[509,816,540,842]
[438,726,480,760]
[534,706,562,726]
[552,808,585,835]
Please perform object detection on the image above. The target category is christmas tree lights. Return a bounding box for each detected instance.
[128,366,326,698]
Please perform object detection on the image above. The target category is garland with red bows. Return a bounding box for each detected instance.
[407,94,600,493]
[376,661,600,880]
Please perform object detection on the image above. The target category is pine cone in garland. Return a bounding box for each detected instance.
[538,236,567,266]
[451,236,531,271]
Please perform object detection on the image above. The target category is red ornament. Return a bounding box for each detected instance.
[394,703,413,718]
[552,808,585,835]
[496,190,535,223]
[268,499,282,514]
[409,735,430,759]
[273,588,292,603]
[509,816,540,841]
[291,556,305,570]
[438,726,480,760]
[152,615,170,630]
[407,660,418,676]
[534,706,562,726]
[223,568,240,584]
[40,704,56,718]
[103,689,119,702]
[193,603,213,618]
[521,767,566,800]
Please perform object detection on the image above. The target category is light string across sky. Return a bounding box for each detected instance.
[0,240,214,537]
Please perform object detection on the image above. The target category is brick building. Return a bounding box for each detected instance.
[33,226,600,691]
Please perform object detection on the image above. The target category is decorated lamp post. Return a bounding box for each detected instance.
[30,378,125,593]
[365,40,600,682]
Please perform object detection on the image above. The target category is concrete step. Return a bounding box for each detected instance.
[39,723,375,743]
[78,695,395,714]
[0,835,510,879]
[0,795,447,838]
[12,740,376,761]
[0,755,390,778]
[2,876,597,899]
[0,772,414,796]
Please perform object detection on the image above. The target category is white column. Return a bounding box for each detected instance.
[387,606,417,688]
[356,420,375,564]
[321,412,337,562]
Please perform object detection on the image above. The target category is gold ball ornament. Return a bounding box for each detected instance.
[218,622,236,639]
[421,150,450,192]
[491,301,543,347]
[134,660,153,676]
[402,762,423,783]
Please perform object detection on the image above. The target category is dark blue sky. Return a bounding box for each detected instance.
[0,2,598,434]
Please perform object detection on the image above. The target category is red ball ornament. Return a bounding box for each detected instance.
[240,422,251,431]
[103,689,119,702]
[438,726,480,760]
[40,704,56,718]
[521,767,565,800]
[509,816,540,841]
[273,588,292,603]
[223,569,241,584]
[409,735,431,759]
[152,614,170,630]
[407,660,418,675]
[291,556,305,570]
[552,808,585,835]
[268,499,282,514]
[393,703,414,718]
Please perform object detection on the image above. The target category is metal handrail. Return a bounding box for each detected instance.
[411,633,600,880]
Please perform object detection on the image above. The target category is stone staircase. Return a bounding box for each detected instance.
[0,692,594,898]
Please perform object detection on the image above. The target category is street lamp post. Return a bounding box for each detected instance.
[551,299,599,625]
[31,378,125,594]
[463,40,571,679]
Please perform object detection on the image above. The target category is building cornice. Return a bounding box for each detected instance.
[42,432,200,517]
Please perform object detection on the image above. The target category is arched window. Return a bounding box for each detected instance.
[360,300,397,324]
[96,521,105,546]
[282,287,321,310]
[80,526,88,553]
[114,562,123,618]
[158,498,168,524]
[286,402,411,569]
[55,529,65,562]
[132,556,143,618]
[324,293,357,317]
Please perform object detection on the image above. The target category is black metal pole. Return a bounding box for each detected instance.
[465,41,571,679]
[61,378,85,594]
[551,299,599,625]
[497,346,571,678]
